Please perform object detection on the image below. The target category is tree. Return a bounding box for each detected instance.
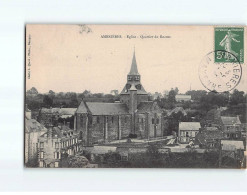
[43,95,53,107]
[174,87,179,95]
[230,89,245,105]
[168,89,176,103]
[60,153,89,168]
[48,90,55,98]
[27,87,39,95]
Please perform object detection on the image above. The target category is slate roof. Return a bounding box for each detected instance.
[175,94,191,101]
[40,126,75,139]
[221,140,244,151]
[179,122,201,131]
[120,85,148,95]
[128,51,139,75]
[40,108,77,115]
[137,101,162,113]
[195,130,224,145]
[25,119,47,133]
[221,116,241,125]
[76,101,129,115]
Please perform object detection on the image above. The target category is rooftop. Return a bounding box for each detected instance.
[195,130,224,145]
[137,101,162,113]
[25,119,47,133]
[221,116,241,125]
[221,140,244,151]
[179,122,201,131]
[76,101,129,115]
[40,108,77,115]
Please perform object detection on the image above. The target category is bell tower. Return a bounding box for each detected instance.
[120,49,148,108]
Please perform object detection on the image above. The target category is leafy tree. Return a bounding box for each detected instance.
[48,90,55,98]
[60,153,89,168]
[27,87,39,95]
[230,89,245,105]
[43,95,53,107]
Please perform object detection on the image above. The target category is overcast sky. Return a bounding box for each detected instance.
[26,25,247,94]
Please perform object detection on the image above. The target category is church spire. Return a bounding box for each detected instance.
[128,48,140,75]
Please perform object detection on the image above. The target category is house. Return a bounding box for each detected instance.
[220,140,245,167]
[38,124,80,168]
[175,94,191,102]
[221,140,245,151]
[194,129,224,149]
[75,51,165,146]
[178,122,201,143]
[220,116,242,140]
[25,106,47,166]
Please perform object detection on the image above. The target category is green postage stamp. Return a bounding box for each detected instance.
[215,27,244,63]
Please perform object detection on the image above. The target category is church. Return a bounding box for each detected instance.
[75,51,165,146]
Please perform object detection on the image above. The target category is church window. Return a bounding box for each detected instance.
[128,76,132,81]
[40,142,44,148]
[80,117,83,127]
[55,142,59,149]
[135,84,141,90]
[112,116,114,123]
[135,76,140,81]
[40,151,44,159]
[97,116,100,123]
[156,118,159,124]
[142,118,144,123]
[152,118,155,124]
[126,84,131,90]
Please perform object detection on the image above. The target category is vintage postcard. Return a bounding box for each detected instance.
[25,25,247,168]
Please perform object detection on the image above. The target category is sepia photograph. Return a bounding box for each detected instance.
[25,24,247,169]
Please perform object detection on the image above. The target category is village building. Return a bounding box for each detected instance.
[175,94,191,102]
[219,116,242,140]
[194,128,224,149]
[75,51,165,146]
[25,106,47,166]
[178,122,201,143]
[38,124,79,168]
[220,140,245,168]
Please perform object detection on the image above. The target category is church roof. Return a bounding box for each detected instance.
[76,101,129,115]
[120,86,148,95]
[128,51,139,75]
[137,101,162,113]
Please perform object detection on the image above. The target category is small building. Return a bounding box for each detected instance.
[220,116,242,140]
[25,118,47,166]
[194,129,224,149]
[175,94,191,102]
[38,125,80,168]
[179,122,201,143]
[220,140,245,166]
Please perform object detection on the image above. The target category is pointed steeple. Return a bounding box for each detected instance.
[128,49,140,75]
